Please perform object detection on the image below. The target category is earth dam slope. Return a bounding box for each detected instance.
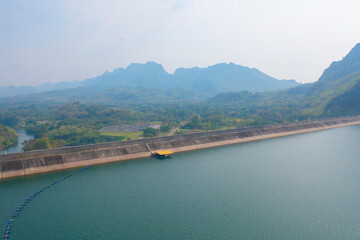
[1,116,360,179]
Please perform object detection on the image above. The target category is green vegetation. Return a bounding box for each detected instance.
[175,129,204,135]
[174,129,185,135]
[23,125,124,151]
[159,124,171,133]
[0,124,18,151]
[182,115,227,130]
[22,137,63,151]
[0,43,359,152]
[143,127,158,138]
[100,131,142,140]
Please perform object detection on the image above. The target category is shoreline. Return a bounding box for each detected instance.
[1,116,360,179]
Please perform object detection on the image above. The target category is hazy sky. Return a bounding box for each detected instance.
[1,0,360,86]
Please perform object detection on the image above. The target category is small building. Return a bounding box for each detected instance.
[152,150,173,158]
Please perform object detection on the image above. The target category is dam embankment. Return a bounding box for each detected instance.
[1,116,360,179]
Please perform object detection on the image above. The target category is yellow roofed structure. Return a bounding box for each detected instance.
[153,150,173,158]
[155,150,173,156]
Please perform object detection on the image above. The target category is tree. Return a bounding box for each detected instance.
[143,127,158,138]
[160,124,171,133]
[182,115,201,129]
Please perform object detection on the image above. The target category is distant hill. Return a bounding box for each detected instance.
[306,43,360,97]
[0,81,84,98]
[172,63,299,94]
[0,62,299,99]
[303,43,360,115]
[207,42,360,119]
[325,80,360,115]
[322,43,360,115]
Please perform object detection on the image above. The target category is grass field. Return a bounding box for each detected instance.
[175,129,205,135]
[100,131,143,140]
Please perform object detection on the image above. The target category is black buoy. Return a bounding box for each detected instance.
[2,165,93,240]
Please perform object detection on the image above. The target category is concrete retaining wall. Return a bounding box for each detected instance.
[1,116,360,179]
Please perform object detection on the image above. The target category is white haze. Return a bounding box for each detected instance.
[1,0,360,86]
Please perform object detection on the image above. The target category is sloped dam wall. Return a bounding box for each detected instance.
[1,116,360,179]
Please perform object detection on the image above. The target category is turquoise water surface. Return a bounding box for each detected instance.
[1,125,360,239]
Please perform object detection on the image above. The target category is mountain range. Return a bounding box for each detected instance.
[0,62,299,99]
[1,43,360,119]
[208,43,360,118]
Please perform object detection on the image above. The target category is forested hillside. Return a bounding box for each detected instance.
[1,43,360,151]
[324,80,360,115]
[206,43,360,119]
[0,124,18,151]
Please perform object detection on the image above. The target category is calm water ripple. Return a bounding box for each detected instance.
[1,125,360,239]
[1,166,93,240]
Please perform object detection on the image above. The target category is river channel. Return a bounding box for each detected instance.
[0,129,33,155]
[1,125,360,239]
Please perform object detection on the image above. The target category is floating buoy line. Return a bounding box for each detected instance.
[2,165,93,240]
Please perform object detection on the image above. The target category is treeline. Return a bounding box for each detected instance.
[23,125,124,151]
[182,115,266,131]
[1,46,359,152]
[0,124,18,151]
[0,102,194,129]
[142,124,172,138]
[0,100,303,151]
[1,102,192,151]
[0,94,329,152]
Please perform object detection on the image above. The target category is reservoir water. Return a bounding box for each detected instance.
[0,129,33,154]
[1,125,360,239]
